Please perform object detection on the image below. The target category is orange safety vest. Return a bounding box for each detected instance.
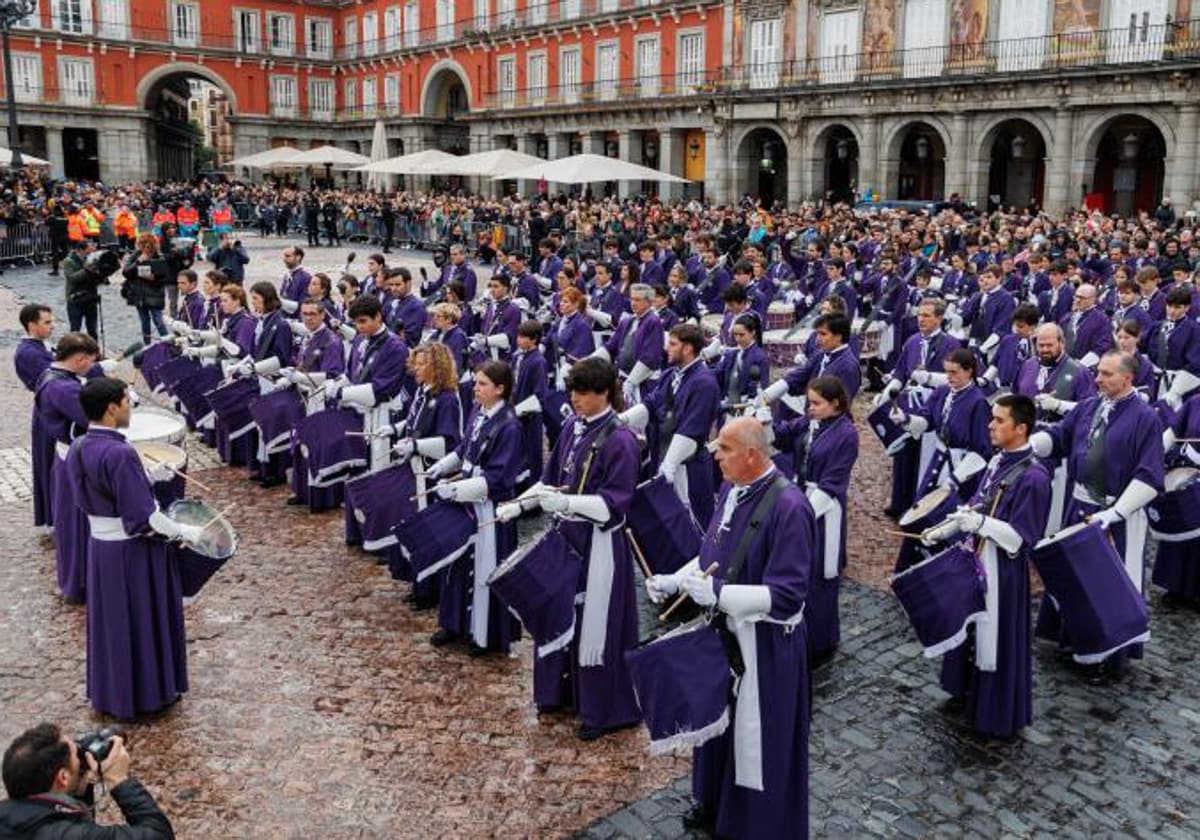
[177,207,199,226]
[82,208,103,236]
[115,211,137,238]
[67,213,85,242]
[152,211,175,228]
[211,206,233,227]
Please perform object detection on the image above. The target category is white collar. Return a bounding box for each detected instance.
[582,407,614,424]
[732,464,776,490]
[481,400,504,419]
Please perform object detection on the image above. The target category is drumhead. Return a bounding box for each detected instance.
[767,301,792,314]
[1166,467,1200,493]
[134,441,186,470]
[167,498,237,560]
[122,406,187,444]
[763,329,794,346]
[900,486,952,526]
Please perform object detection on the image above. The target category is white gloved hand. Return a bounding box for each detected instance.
[392,438,415,461]
[182,347,201,359]
[889,405,907,424]
[645,574,680,604]
[1164,391,1183,411]
[792,351,807,366]
[910,370,932,386]
[622,377,638,406]
[434,482,458,501]
[538,490,569,514]
[754,406,773,424]
[1034,393,1061,414]
[1090,507,1123,529]
[679,570,717,607]
[871,390,888,409]
[148,463,174,483]
[177,524,205,546]
[278,366,296,381]
[99,359,120,375]
[659,460,678,482]
[496,502,523,523]
[947,508,985,534]
[470,334,487,351]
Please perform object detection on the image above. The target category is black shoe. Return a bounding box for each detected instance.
[1161,592,1187,609]
[467,642,491,657]
[412,595,436,612]
[259,476,285,489]
[941,695,966,714]
[430,629,458,647]
[576,721,637,742]
[681,803,716,831]
[285,495,305,506]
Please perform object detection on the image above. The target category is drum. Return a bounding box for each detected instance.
[293,408,368,487]
[167,498,238,597]
[171,365,223,427]
[151,356,200,395]
[204,377,259,439]
[249,388,306,455]
[890,544,986,657]
[859,321,885,359]
[487,527,583,657]
[138,341,177,391]
[134,441,186,473]
[624,618,732,754]
[122,406,187,445]
[898,486,960,533]
[394,500,477,583]
[1149,467,1200,541]
[766,301,795,331]
[866,401,911,456]
[700,313,724,340]
[345,462,417,553]
[764,329,806,369]
[1032,521,1150,663]
[626,476,703,576]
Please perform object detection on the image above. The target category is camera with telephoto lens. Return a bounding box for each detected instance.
[75,727,123,764]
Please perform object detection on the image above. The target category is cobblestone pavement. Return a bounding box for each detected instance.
[3,254,1199,838]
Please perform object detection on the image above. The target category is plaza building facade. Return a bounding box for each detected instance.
[4,0,1198,213]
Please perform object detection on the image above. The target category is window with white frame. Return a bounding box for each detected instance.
[560,46,581,102]
[11,53,41,102]
[596,41,619,100]
[473,0,489,30]
[902,0,946,78]
[384,73,401,110]
[995,0,1047,71]
[271,75,297,117]
[1107,0,1169,62]
[497,0,516,27]
[268,13,295,56]
[309,79,334,117]
[171,1,199,47]
[600,0,618,12]
[561,0,581,20]
[53,0,92,35]
[819,9,859,83]
[634,36,659,96]
[677,31,704,89]
[436,0,455,41]
[13,1,38,28]
[58,56,94,105]
[343,17,358,58]
[379,8,395,51]
[527,53,547,104]
[98,0,127,39]
[497,55,516,105]
[528,0,546,26]
[403,1,419,48]
[307,17,332,59]
[748,18,782,89]
[362,77,378,114]
[236,9,260,53]
[364,12,380,55]
[343,78,357,112]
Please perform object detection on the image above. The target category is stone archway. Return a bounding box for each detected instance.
[1085,114,1168,215]
[136,63,240,181]
[811,122,861,204]
[979,118,1048,211]
[420,61,472,158]
[887,120,947,200]
[735,126,789,208]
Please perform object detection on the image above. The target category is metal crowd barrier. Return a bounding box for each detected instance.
[0,223,52,266]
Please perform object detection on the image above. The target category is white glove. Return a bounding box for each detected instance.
[1164,391,1183,411]
[99,359,120,375]
[148,463,174,483]
[645,574,680,604]
[1183,443,1200,466]
[871,390,888,409]
[182,347,201,359]
[470,334,487,351]
[947,508,985,534]
[277,366,296,381]
[427,452,461,480]
[754,406,773,424]
[233,357,253,377]
[1090,507,1123,529]
[434,482,458,501]
[538,490,569,513]
[659,459,678,482]
[910,370,932,386]
[392,438,415,461]
[1034,393,1061,414]
[792,351,807,366]
[679,570,717,607]
[177,524,205,546]
[495,502,523,523]
[621,377,638,405]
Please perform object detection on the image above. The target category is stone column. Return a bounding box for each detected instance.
[547,132,569,160]
[786,124,804,207]
[658,128,684,201]
[518,133,539,198]
[45,127,64,180]
[859,114,879,200]
[617,129,635,199]
[581,130,604,156]
[1045,106,1074,215]
[704,126,729,205]
[947,111,969,201]
[1168,103,1198,211]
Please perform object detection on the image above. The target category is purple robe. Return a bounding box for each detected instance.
[15,337,53,391]
[474,299,521,365]
[534,412,642,730]
[66,427,187,718]
[638,259,665,289]
[962,288,1016,347]
[434,261,478,301]
[384,292,426,347]
[1140,289,1167,322]
[910,383,993,499]
[1060,307,1114,363]
[1013,355,1097,415]
[646,361,720,527]
[992,333,1032,389]
[294,326,346,378]
[693,472,813,840]
[431,325,472,382]
[552,312,595,365]
[1146,316,1200,376]
[715,344,770,407]
[773,413,858,659]
[177,289,206,327]
[669,284,702,322]
[1111,302,1153,337]
[1156,395,1200,597]
[346,330,409,398]
[604,311,665,385]
[784,344,862,400]
[437,404,523,652]
[590,283,630,326]
[19,338,55,526]
[512,347,548,489]
[1037,283,1074,323]
[35,368,90,602]
[696,266,732,313]
[280,266,312,316]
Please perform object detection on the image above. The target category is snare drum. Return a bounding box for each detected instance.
[890,544,986,657]
[134,441,186,473]
[764,329,806,369]
[899,486,959,533]
[168,498,238,597]
[1148,466,1200,541]
[345,462,417,554]
[766,301,795,331]
[395,500,477,583]
[624,618,732,754]
[122,406,187,445]
[627,476,704,576]
[701,313,724,339]
[1032,521,1150,663]
[858,321,885,360]
[487,528,583,657]
[867,401,911,456]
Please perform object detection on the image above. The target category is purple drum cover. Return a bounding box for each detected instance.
[866,401,909,454]
[1032,523,1149,662]
[293,409,368,483]
[625,620,732,754]
[488,528,582,656]
[346,462,417,551]
[154,356,201,395]
[205,377,260,428]
[140,342,177,391]
[249,388,306,454]
[395,500,477,582]
[1147,473,1200,540]
[174,542,230,598]
[627,476,703,576]
[890,544,986,657]
[172,365,223,424]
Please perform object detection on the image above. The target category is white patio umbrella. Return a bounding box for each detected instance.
[228,146,301,169]
[285,144,371,169]
[353,149,459,175]
[0,147,49,167]
[366,120,392,192]
[493,153,689,184]
[412,148,546,177]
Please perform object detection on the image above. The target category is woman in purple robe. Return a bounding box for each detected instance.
[714,314,769,416]
[497,357,642,740]
[247,282,298,485]
[35,334,99,603]
[772,376,858,663]
[1116,319,1158,401]
[426,360,523,655]
[428,301,473,410]
[926,395,1051,737]
[511,321,549,492]
[551,287,596,374]
[211,286,258,467]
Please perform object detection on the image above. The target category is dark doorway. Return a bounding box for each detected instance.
[62,128,99,181]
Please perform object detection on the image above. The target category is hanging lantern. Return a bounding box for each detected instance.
[1122,132,1140,159]
[915,136,930,161]
[1011,135,1026,160]
[836,138,851,160]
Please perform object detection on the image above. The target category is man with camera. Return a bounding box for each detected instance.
[204,233,249,284]
[62,240,103,340]
[0,723,173,838]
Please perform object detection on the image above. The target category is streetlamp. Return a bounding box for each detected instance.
[0,1,35,169]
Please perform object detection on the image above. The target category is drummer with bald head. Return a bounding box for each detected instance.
[645,416,815,838]
[1062,283,1114,370]
[65,377,207,718]
[920,393,1051,737]
[1031,349,1164,681]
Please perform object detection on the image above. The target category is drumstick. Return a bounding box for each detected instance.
[473,486,573,526]
[886,529,926,540]
[195,501,237,535]
[659,562,720,623]
[625,529,654,579]
[344,430,393,438]
[1174,438,1200,443]
[140,450,214,494]
[410,473,463,501]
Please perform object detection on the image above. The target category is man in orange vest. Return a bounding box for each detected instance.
[66,206,85,244]
[176,201,200,237]
[81,203,104,241]
[210,202,234,236]
[151,206,176,236]
[114,205,138,251]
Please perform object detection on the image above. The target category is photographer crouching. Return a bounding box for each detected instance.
[0,724,173,838]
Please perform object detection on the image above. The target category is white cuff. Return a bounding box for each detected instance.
[515,481,548,504]
[952,451,988,483]
[451,475,489,503]
[764,379,788,403]
[805,484,835,519]
[925,372,948,388]
[196,330,220,345]
[718,584,772,620]
[220,338,241,356]
[981,365,999,385]
[883,378,902,399]
[905,415,929,437]
[254,357,281,376]
[591,310,613,329]
[192,344,219,359]
[566,494,610,523]
[1055,399,1077,414]
[619,403,649,433]
[280,298,299,314]
[1113,478,1158,519]
[1168,369,1200,399]
[979,333,999,354]
[662,434,699,473]
[627,360,654,386]
[1163,428,1177,451]
[165,318,189,335]
[289,320,310,337]
[514,395,542,416]
[148,509,181,539]
[977,516,1023,555]
[340,383,376,407]
[1030,431,1053,458]
[1079,351,1099,368]
[701,338,723,361]
[486,333,511,350]
[591,345,612,362]
[337,322,357,341]
[415,437,446,459]
[430,452,462,477]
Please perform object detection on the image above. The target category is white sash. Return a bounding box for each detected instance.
[578,524,615,667]
[974,539,1000,672]
[470,500,497,648]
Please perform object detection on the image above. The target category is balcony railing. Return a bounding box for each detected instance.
[485,19,1200,108]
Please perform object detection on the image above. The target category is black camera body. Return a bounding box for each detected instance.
[75,727,122,763]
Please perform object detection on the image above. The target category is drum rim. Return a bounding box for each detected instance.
[899,486,953,525]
